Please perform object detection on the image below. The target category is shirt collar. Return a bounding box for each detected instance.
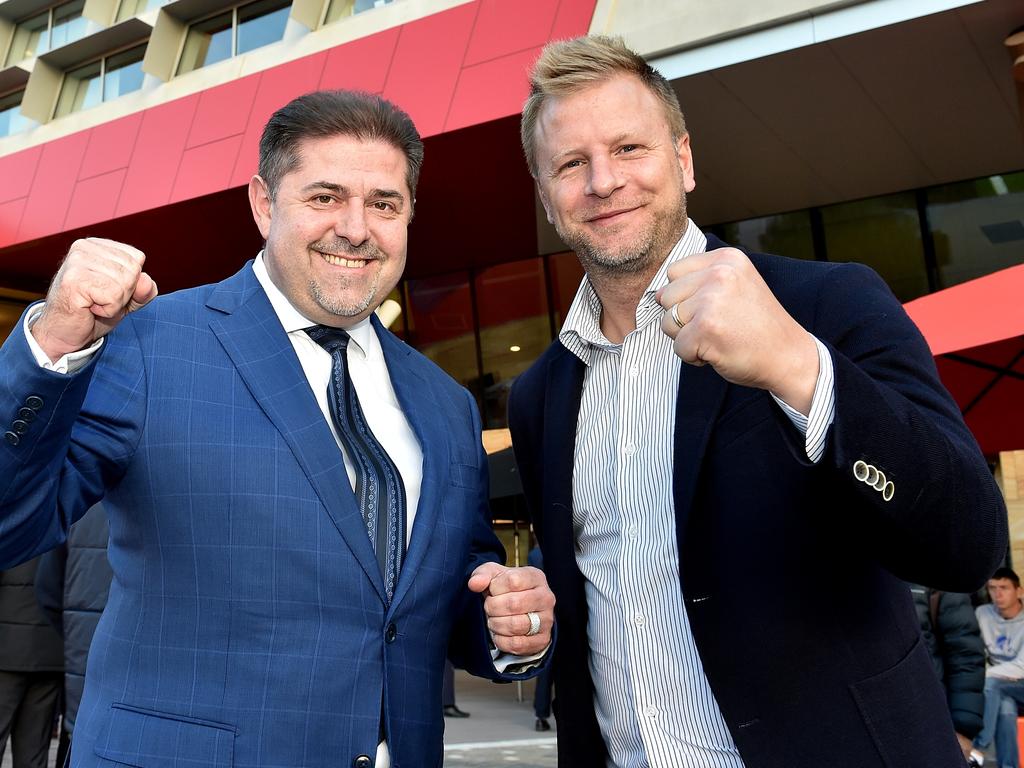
[252,252,372,358]
[558,220,708,364]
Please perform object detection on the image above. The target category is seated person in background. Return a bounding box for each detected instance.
[974,568,1024,767]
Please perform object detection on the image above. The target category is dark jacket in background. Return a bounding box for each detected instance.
[0,558,63,673]
[910,583,985,738]
[34,504,111,735]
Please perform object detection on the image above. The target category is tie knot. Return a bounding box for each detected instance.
[305,325,351,354]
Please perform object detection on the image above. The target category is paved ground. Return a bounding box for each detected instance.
[1,670,555,767]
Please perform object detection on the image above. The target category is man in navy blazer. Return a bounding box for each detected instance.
[508,36,1007,768]
[0,91,553,767]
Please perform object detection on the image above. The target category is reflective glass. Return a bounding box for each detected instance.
[54,60,102,117]
[5,12,48,66]
[115,0,171,22]
[821,192,928,302]
[476,259,551,428]
[927,172,1024,289]
[47,0,88,52]
[236,0,289,55]
[103,45,146,101]
[405,272,479,390]
[720,210,815,260]
[354,0,392,11]
[177,12,232,75]
[0,91,32,137]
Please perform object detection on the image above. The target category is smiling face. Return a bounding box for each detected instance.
[532,73,695,279]
[249,134,411,327]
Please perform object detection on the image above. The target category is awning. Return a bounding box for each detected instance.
[904,264,1024,457]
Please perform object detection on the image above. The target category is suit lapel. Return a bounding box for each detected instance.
[375,316,450,614]
[207,267,386,603]
[544,347,585,565]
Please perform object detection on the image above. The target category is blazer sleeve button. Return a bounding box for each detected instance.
[12,420,28,435]
[353,755,372,768]
[17,407,35,422]
[26,395,44,411]
[853,460,869,482]
[4,431,19,446]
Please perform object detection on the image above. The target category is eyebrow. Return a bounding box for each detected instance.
[547,133,636,171]
[301,182,406,203]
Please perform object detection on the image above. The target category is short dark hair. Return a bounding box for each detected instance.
[991,567,1020,587]
[258,90,424,204]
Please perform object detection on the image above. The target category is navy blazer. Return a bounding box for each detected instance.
[508,237,1007,768]
[0,262,527,768]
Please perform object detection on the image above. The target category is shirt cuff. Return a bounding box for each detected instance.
[770,336,835,464]
[24,303,104,374]
[490,641,550,674]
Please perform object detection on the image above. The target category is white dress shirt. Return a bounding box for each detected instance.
[558,223,836,768]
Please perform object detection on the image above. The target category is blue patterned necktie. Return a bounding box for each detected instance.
[306,325,407,603]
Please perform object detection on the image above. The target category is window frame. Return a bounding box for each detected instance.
[174,0,290,77]
[51,39,147,118]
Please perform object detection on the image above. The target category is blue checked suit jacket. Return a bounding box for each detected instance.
[0,262,522,768]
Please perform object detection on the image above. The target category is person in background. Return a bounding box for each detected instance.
[34,504,112,768]
[910,583,986,766]
[442,661,471,719]
[974,567,1024,768]
[0,556,63,768]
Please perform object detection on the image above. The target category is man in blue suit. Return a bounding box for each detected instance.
[508,36,1007,768]
[0,90,553,768]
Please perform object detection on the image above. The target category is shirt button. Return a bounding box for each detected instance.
[627,525,639,539]
[645,705,658,719]
[634,613,646,627]
[629,365,639,377]
[624,443,637,456]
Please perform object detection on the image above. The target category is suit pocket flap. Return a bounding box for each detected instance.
[450,461,478,489]
[94,703,236,767]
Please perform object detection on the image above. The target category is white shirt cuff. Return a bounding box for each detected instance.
[24,303,104,374]
[771,336,835,464]
[490,642,550,674]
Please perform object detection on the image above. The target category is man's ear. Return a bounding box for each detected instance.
[248,175,273,239]
[536,182,553,225]
[676,133,696,194]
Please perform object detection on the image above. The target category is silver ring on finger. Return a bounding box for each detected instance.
[526,611,541,637]
[670,303,685,329]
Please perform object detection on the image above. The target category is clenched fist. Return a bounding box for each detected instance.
[32,238,158,363]
[468,562,555,656]
[657,247,818,414]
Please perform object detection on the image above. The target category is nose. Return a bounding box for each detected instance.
[334,201,369,247]
[585,155,623,198]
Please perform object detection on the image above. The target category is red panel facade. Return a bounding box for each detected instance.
[0,0,597,256]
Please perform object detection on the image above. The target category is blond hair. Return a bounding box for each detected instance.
[520,35,687,177]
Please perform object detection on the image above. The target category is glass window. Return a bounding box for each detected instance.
[177,11,232,75]
[405,272,479,390]
[102,45,146,100]
[926,172,1024,289]
[476,259,551,428]
[548,251,584,330]
[0,91,33,137]
[4,12,48,66]
[719,210,816,261]
[236,0,289,55]
[47,0,88,53]
[324,0,393,25]
[56,60,102,116]
[53,44,146,118]
[821,192,928,302]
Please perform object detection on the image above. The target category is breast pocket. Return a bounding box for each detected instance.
[93,703,236,767]
[449,461,479,489]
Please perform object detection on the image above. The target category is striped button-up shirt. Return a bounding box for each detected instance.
[559,223,834,768]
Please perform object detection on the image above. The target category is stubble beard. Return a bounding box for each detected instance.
[561,191,689,282]
[307,238,387,319]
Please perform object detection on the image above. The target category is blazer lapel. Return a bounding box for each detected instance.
[207,267,386,603]
[543,347,585,565]
[374,316,450,614]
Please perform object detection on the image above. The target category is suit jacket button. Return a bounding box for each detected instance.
[12,420,28,435]
[4,431,19,446]
[17,407,35,422]
[385,623,397,643]
[25,395,44,411]
[353,755,372,768]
